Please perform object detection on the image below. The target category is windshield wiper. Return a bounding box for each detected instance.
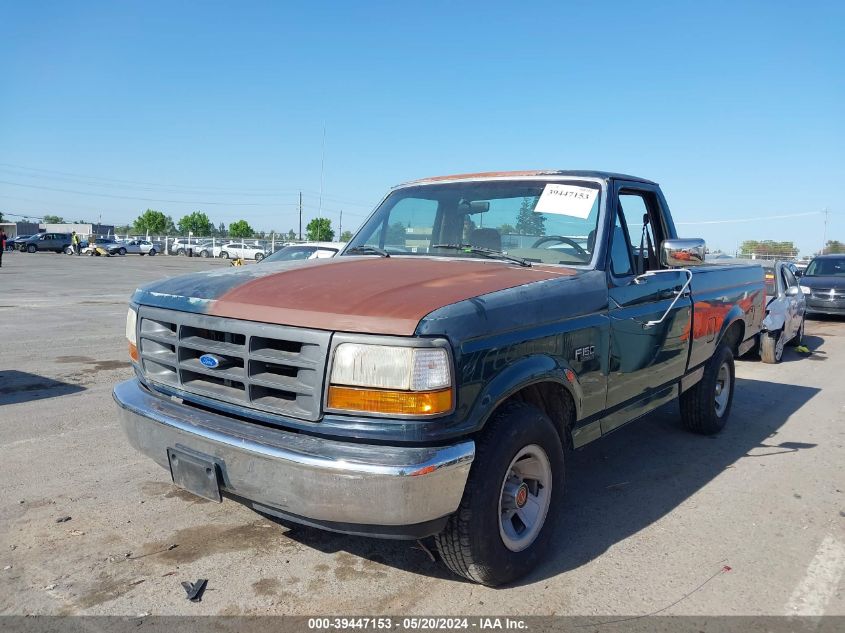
[431,244,532,267]
[346,245,390,258]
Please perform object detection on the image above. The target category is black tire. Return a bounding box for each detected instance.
[680,344,735,435]
[760,329,784,364]
[200,249,210,258]
[176,248,186,256]
[118,247,127,256]
[220,251,230,259]
[148,249,156,256]
[255,252,264,262]
[435,401,566,586]
[27,244,37,253]
[789,318,805,347]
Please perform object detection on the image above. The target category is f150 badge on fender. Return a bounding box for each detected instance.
[574,345,596,362]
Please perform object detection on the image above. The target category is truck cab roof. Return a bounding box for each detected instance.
[397,170,657,188]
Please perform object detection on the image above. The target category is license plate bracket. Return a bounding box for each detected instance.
[167,447,221,502]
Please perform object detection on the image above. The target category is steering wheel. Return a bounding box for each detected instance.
[531,236,589,258]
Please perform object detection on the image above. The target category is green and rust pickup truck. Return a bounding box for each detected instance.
[115,170,764,585]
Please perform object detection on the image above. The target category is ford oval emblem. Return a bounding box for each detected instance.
[199,354,221,369]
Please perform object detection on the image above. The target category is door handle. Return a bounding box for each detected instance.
[659,286,685,300]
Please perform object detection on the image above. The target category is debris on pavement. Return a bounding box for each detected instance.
[55,516,71,523]
[795,345,811,354]
[43,584,57,591]
[414,539,436,563]
[181,578,208,602]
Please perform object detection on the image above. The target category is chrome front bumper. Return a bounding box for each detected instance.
[113,379,474,538]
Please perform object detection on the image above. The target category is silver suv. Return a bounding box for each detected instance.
[21,233,73,254]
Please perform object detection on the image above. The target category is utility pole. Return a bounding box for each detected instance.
[822,207,829,254]
[339,209,342,238]
[319,126,325,218]
[299,192,302,241]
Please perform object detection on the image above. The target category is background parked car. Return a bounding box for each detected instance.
[798,254,845,317]
[759,260,806,363]
[20,233,72,253]
[168,239,210,256]
[7,234,34,250]
[116,239,157,256]
[217,241,267,260]
[261,242,344,263]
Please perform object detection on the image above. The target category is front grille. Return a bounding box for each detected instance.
[811,288,845,300]
[137,306,330,421]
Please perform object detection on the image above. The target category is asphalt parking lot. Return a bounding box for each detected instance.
[0,251,843,617]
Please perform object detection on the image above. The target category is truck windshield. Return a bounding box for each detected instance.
[345,179,603,266]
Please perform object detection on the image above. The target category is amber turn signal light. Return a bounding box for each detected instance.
[327,385,452,416]
[129,342,139,362]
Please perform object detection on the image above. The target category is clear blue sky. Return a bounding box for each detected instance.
[1,1,843,255]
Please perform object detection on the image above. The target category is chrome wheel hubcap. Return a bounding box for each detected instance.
[714,362,732,417]
[498,445,552,552]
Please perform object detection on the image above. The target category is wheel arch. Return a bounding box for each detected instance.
[470,355,580,449]
[717,309,746,356]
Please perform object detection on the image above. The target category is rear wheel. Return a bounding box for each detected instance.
[200,249,210,258]
[176,248,186,256]
[680,344,735,435]
[27,244,37,253]
[220,251,230,259]
[435,401,565,586]
[255,252,264,261]
[148,249,156,256]
[760,329,785,364]
[118,247,127,256]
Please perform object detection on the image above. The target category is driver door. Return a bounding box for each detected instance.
[602,186,693,434]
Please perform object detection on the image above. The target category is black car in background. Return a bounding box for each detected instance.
[6,234,33,250]
[798,254,845,317]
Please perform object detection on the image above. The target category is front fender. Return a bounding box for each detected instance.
[465,354,581,431]
[761,308,786,333]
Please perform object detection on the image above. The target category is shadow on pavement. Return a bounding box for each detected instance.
[271,376,820,585]
[0,370,85,405]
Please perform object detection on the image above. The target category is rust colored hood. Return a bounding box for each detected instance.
[133,256,577,335]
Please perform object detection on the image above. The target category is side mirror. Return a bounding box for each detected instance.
[661,238,706,267]
[785,285,801,297]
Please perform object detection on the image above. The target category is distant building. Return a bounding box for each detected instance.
[40,222,115,237]
[0,221,39,238]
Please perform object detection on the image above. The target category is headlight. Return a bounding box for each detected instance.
[126,306,139,362]
[327,342,453,416]
[799,285,811,294]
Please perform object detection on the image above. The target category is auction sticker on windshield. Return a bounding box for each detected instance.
[534,183,597,219]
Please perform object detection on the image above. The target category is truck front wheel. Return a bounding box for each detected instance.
[680,344,735,435]
[435,402,565,586]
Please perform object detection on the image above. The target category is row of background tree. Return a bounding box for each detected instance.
[114,210,352,242]
[738,239,845,257]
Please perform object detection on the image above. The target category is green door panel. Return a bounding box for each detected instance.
[603,270,692,434]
